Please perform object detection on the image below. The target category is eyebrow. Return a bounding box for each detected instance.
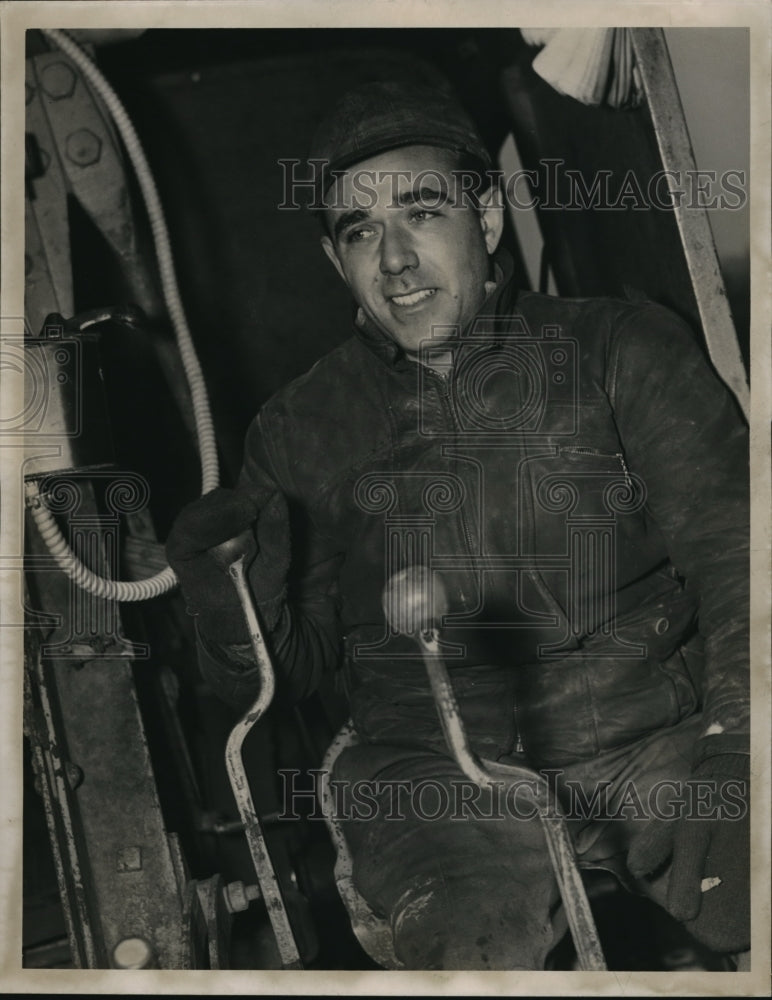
[396,185,448,208]
[334,208,370,243]
[333,185,449,243]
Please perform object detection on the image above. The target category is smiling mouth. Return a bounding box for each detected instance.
[390,288,437,307]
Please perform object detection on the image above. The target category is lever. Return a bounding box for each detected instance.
[213,531,303,970]
[382,565,607,971]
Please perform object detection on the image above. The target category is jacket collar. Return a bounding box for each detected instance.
[352,247,520,372]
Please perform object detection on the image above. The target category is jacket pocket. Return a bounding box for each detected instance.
[528,446,644,524]
[553,447,637,503]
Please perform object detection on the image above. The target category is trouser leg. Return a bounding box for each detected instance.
[333,746,560,970]
[331,714,747,969]
[557,713,749,959]
[555,715,703,877]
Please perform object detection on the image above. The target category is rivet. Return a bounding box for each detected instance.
[65,128,102,167]
[112,936,155,969]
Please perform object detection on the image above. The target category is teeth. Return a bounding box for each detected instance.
[391,288,436,306]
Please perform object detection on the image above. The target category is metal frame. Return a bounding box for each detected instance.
[630,28,749,419]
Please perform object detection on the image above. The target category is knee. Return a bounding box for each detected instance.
[390,878,555,970]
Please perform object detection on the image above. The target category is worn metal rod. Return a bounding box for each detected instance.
[418,628,607,971]
[222,554,303,970]
[630,27,749,419]
[540,811,607,971]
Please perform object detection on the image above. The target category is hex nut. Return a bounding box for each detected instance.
[41,62,76,100]
[66,128,102,167]
[223,880,248,913]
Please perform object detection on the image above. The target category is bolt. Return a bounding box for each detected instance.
[64,761,84,790]
[40,62,76,100]
[223,880,261,913]
[65,128,102,167]
[112,936,156,969]
[213,818,245,835]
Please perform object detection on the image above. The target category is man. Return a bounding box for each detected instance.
[167,81,750,969]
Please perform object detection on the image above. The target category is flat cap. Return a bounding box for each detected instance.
[309,79,491,202]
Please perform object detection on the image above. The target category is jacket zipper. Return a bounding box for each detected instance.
[430,366,524,756]
[513,705,524,754]
[616,452,632,490]
[432,369,477,561]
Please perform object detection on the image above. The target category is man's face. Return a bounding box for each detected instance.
[321,145,504,357]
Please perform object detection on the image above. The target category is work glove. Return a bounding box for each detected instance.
[626,743,750,954]
[166,485,290,645]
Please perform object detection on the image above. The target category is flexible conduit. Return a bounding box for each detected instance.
[27,28,220,602]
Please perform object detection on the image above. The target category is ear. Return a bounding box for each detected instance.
[321,235,348,285]
[477,186,505,255]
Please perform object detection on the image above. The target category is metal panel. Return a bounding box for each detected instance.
[24,481,189,968]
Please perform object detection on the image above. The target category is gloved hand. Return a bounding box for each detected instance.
[166,485,290,644]
[627,748,750,954]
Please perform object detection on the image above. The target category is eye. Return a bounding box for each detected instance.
[344,226,375,244]
[410,208,438,223]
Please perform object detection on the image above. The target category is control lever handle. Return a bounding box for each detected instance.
[383,565,607,972]
[208,527,255,571]
[212,529,303,969]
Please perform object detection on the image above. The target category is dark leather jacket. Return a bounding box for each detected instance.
[203,250,749,771]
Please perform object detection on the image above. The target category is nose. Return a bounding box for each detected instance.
[379,225,418,275]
